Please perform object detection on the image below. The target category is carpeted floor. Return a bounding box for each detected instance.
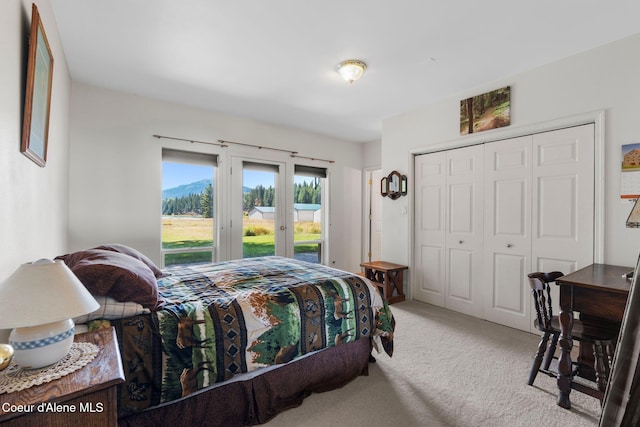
[264,300,602,426]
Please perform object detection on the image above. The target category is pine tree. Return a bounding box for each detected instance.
[201,184,213,218]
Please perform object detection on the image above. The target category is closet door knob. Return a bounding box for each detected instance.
[506,243,513,248]
[458,240,464,244]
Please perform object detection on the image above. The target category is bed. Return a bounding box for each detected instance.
[56,245,395,426]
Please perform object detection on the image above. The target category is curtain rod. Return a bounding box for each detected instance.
[218,139,335,164]
[153,134,228,148]
[153,134,335,164]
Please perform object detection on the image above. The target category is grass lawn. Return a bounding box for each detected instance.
[162,216,321,263]
[162,217,214,248]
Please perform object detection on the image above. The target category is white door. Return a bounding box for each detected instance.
[230,158,287,260]
[483,136,533,331]
[483,124,595,332]
[414,152,446,306]
[530,124,595,322]
[365,169,383,262]
[445,145,484,317]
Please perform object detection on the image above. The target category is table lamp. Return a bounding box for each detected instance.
[0,259,99,369]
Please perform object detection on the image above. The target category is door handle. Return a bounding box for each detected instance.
[280,226,286,230]
[506,243,513,248]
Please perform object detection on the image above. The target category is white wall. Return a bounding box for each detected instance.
[68,83,366,272]
[382,33,640,286]
[0,0,71,281]
[363,139,381,169]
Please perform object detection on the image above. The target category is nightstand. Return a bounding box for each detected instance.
[0,327,124,426]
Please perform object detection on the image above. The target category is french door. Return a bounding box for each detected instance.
[230,158,287,259]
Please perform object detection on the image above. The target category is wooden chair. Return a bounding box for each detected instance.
[527,271,619,401]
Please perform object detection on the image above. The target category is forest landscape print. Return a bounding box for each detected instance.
[460,86,510,135]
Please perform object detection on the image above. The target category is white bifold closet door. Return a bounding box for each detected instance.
[414,144,484,318]
[414,124,595,332]
[483,124,595,331]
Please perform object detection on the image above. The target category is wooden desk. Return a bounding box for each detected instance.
[360,261,407,304]
[555,263,632,409]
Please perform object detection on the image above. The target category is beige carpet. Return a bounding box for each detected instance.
[264,300,602,426]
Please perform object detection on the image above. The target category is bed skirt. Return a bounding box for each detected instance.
[118,337,372,427]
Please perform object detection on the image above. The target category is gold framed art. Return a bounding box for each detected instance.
[21,4,54,167]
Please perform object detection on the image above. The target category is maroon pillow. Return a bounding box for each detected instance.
[94,244,165,278]
[56,249,164,310]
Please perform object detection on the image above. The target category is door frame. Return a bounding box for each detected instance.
[409,110,606,299]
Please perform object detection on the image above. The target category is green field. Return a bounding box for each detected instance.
[162,217,320,264]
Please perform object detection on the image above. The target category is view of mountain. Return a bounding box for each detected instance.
[162,179,252,200]
[162,179,211,200]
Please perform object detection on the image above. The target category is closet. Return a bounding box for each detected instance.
[414,124,595,332]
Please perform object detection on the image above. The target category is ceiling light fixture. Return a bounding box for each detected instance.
[336,59,367,84]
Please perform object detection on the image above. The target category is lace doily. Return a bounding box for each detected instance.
[0,342,99,394]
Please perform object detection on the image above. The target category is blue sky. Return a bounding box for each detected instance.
[163,162,313,190]
[162,162,212,190]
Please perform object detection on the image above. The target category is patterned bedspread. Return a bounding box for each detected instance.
[97,257,394,416]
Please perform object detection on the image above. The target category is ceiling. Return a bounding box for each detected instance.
[50,1,640,143]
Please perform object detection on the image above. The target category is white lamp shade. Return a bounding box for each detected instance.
[0,259,99,329]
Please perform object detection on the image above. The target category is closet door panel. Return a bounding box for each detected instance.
[537,175,577,239]
[531,124,595,323]
[491,252,528,314]
[532,124,594,268]
[414,152,446,306]
[418,245,445,296]
[445,145,484,317]
[448,248,473,300]
[483,136,532,331]
[493,179,527,236]
[449,183,474,233]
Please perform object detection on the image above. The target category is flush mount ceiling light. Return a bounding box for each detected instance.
[336,59,367,84]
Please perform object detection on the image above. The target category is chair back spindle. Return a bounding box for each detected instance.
[528,271,563,330]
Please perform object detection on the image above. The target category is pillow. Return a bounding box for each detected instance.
[56,249,164,310]
[73,295,150,324]
[94,243,165,278]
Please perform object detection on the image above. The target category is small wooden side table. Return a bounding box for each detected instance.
[360,261,407,304]
[0,327,125,426]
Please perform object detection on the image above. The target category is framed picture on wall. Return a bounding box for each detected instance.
[460,86,510,135]
[21,4,54,167]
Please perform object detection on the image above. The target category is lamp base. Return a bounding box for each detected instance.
[9,319,75,369]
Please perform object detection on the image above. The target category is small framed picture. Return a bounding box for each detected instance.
[21,4,54,167]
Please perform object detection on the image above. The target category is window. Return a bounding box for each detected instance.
[293,165,326,264]
[161,149,217,266]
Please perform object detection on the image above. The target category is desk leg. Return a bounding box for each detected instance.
[557,303,574,409]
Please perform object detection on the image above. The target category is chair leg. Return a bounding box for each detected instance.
[528,332,551,385]
[542,333,559,371]
[593,342,611,400]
